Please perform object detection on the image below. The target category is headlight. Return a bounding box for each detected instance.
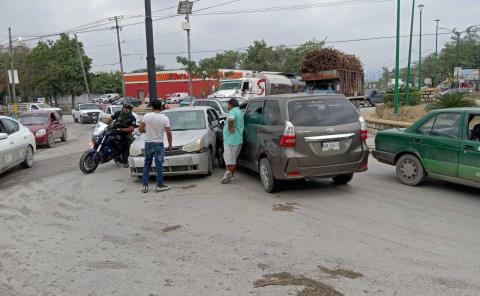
[182,138,204,153]
[129,143,143,157]
[36,129,46,137]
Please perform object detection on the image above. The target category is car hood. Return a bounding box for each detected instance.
[79,109,101,113]
[132,129,207,148]
[39,107,61,111]
[23,124,49,134]
[208,90,239,98]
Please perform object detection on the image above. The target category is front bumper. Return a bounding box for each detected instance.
[129,151,210,177]
[81,114,99,123]
[372,150,396,165]
[35,135,48,145]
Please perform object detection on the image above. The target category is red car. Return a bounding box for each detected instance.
[18,111,67,148]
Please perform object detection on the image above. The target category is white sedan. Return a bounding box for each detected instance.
[0,116,36,174]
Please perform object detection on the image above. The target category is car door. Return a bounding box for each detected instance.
[0,120,12,171]
[0,118,23,166]
[206,109,219,150]
[257,99,284,170]
[240,100,264,168]
[411,112,463,177]
[459,112,480,183]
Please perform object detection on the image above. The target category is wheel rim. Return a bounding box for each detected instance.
[48,134,54,146]
[83,155,97,171]
[400,159,418,181]
[26,147,33,165]
[260,162,270,189]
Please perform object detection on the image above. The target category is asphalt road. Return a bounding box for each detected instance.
[0,117,479,296]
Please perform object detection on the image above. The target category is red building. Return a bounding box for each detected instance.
[124,70,219,100]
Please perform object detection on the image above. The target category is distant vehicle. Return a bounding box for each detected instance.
[99,105,141,124]
[129,106,225,177]
[112,97,142,107]
[374,108,480,188]
[237,94,369,192]
[18,111,67,148]
[6,103,62,116]
[167,92,189,104]
[0,116,36,174]
[364,89,383,106]
[95,93,120,103]
[191,97,246,116]
[439,88,474,96]
[72,103,101,124]
[209,73,305,100]
[179,96,196,107]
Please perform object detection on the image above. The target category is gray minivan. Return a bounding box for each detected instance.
[238,94,369,192]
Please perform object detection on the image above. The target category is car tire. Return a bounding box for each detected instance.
[61,129,68,142]
[73,115,78,123]
[259,158,277,193]
[365,99,371,107]
[332,173,354,185]
[79,116,84,124]
[47,133,55,148]
[217,146,226,169]
[206,149,214,176]
[21,145,34,168]
[396,154,426,186]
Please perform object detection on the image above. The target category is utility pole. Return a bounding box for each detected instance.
[393,0,401,114]
[418,4,424,89]
[434,19,440,87]
[4,68,12,104]
[185,13,193,98]
[8,28,17,108]
[112,16,126,97]
[145,0,157,101]
[405,0,416,105]
[74,34,91,102]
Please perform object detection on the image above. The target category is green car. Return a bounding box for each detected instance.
[373,108,480,188]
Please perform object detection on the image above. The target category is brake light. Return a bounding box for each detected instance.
[279,121,296,147]
[361,130,368,141]
[287,171,300,176]
[360,116,368,141]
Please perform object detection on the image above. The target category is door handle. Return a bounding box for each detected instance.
[464,145,476,151]
[413,138,422,143]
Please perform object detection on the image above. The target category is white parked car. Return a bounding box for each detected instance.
[167,92,189,104]
[99,105,142,124]
[72,103,101,124]
[0,116,36,174]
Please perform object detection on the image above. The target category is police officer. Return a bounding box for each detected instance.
[106,103,137,167]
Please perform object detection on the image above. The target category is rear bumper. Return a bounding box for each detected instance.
[372,150,396,165]
[129,151,210,176]
[277,150,369,180]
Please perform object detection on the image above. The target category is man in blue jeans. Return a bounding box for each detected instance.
[139,99,173,193]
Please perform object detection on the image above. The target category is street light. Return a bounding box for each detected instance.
[178,0,194,98]
[434,19,440,87]
[417,4,424,89]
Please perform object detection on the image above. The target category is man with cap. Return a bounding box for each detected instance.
[107,103,136,168]
[221,98,244,184]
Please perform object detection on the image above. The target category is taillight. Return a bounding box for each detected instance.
[359,116,368,141]
[279,121,296,147]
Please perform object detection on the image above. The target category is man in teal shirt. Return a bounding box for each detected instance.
[221,98,245,184]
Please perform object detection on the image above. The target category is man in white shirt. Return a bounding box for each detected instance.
[139,99,173,193]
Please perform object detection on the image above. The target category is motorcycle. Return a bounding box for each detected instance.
[79,122,125,174]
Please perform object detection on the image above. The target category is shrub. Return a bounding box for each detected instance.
[383,91,421,107]
[427,92,476,111]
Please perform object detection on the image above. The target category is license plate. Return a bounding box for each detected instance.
[322,141,340,152]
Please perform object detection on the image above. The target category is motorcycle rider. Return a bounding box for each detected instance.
[106,103,137,167]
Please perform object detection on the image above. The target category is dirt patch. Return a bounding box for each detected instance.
[257,263,270,271]
[318,265,363,279]
[254,272,343,296]
[161,225,181,233]
[175,184,197,190]
[373,104,427,122]
[272,203,299,212]
[84,260,130,270]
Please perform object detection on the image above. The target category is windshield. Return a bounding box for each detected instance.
[79,104,99,110]
[37,103,52,109]
[164,110,206,131]
[111,106,123,113]
[219,81,242,91]
[288,98,359,126]
[19,115,49,125]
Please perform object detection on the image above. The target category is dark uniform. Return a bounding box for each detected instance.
[111,111,136,164]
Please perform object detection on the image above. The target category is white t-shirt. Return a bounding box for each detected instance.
[142,112,170,143]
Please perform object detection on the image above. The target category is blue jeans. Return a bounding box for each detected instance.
[142,142,165,187]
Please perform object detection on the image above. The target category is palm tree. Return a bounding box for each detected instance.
[427,91,475,110]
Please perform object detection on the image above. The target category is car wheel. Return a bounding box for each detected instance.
[365,99,371,107]
[396,154,426,186]
[217,146,226,169]
[47,133,55,148]
[79,116,84,124]
[332,173,354,185]
[74,115,78,123]
[61,129,68,142]
[206,149,214,176]
[21,146,34,168]
[259,158,277,193]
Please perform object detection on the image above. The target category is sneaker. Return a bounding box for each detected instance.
[231,175,237,183]
[221,171,232,184]
[156,185,170,192]
[142,185,149,193]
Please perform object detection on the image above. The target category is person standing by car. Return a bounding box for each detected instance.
[221,98,244,184]
[139,99,173,193]
[107,104,136,167]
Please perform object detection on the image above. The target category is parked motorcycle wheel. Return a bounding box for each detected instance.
[79,151,99,174]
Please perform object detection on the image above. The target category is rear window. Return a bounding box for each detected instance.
[288,98,359,126]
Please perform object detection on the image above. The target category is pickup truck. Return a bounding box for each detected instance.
[72,103,101,124]
[373,107,480,189]
[4,103,62,117]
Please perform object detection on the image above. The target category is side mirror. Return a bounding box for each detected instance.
[0,133,8,140]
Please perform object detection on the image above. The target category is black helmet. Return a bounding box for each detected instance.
[123,103,133,110]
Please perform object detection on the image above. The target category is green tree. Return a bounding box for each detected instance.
[90,71,122,94]
[28,40,61,101]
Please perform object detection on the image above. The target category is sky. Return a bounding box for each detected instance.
[0,0,478,80]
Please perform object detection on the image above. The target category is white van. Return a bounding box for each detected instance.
[167,92,189,104]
